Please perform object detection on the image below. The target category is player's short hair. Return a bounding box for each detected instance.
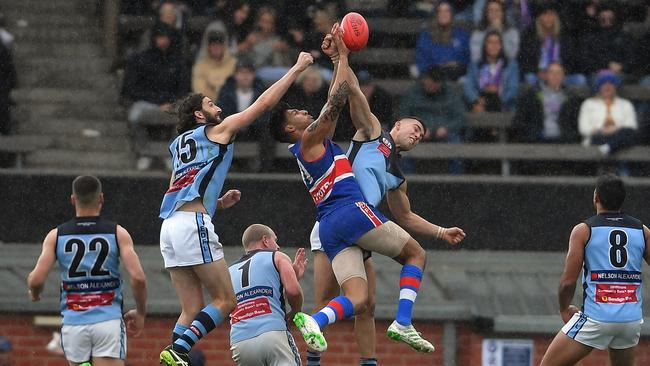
[268,102,292,143]
[72,175,102,207]
[595,174,625,211]
[176,93,205,134]
[241,224,274,249]
[395,116,427,137]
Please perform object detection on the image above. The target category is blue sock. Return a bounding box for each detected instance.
[307,351,321,365]
[361,358,378,365]
[172,304,223,353]
[172,323,188,342]
[312,296,355,329]
[396,264,423,326]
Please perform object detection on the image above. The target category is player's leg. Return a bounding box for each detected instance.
[89,358,124,366]
[295,247,368,352]
[540,332,593,366]
[169,266,205,335]
[308,250,340,365]
[608,347,635,366]
[170,259,236,354]
[355,257,377,365]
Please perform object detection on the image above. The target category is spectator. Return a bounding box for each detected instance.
[518,2,585,86]
[464,30,519,113]
[122,24,190,170]
[217,59,274,171]
[470,0,519,62]
[0,40,16,136]
[472,0,533,30]
[578,70,637,156]
[399,66,466,174]
[286,7,335,80]
[223,1,254,57]
[283,66,329,119]
[236,7,291,82]
[581,2,633,77]
[511,62,582,143]
[0,12,14,49]
[136,1,187,57]
[192,30,236,101]
[415,1,470,81]
[0,336,11,366]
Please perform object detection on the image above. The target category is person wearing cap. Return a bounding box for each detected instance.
[216,58,273,171]
[192,30,237,102]
[0,336,11,366]
[578,70,637,156]
[399,66,466,174]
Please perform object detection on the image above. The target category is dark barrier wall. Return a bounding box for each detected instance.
[2,172,649,251]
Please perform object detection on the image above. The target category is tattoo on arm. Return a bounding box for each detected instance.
[307,81,350,132]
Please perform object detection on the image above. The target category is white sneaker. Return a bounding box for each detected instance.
[293,312,327,352]
[386,320,435,353]
[136,157,152,170]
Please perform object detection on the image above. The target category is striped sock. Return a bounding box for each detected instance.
[172,304,223,353]
[172,323,188,342]
[311,296,355,329]
[396,264,423,326]
[361,358,378,365]
[307,351,321,366]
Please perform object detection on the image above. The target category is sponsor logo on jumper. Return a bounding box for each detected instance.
[236,286,274,302]
[66,292,115,311]
[377,142,391,157]
[230,297,272,324]
[590,271,642,283]
[606,217,623,221]
[63,278,120,293]
[595,284,638,304]
[309,156,354,204]
[167,162,209,193]
[77,222,96,227]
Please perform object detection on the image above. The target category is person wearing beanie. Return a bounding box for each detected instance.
[578,70,637,157]
[192,30,237,101]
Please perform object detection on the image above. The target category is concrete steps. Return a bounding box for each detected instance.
[13,43,105,59]
[16,57,112,75]
[12,87,119,104]
[27,149,133,170]
[19,73,117,89]
[17,119,129,138]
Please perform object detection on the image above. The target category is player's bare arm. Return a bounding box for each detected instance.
[558,223,589,323]
[117,225,147,336]
[274,251,304,319]
[301,27,352,160]
[348,65,382,141]
[208,52,314,144]
[27,229,57,301]
[386,182,466,244]
[643,225,650,265]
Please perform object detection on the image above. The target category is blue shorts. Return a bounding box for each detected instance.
[318,202,387,261]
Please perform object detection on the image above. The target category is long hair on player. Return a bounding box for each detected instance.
[176,93,206,134]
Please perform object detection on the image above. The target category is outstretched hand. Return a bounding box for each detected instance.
[294,51,314,72]
[219,189,241,210]
[321,33,338,58]
[292,248,308,280]
[331,22,349,58]
[443,227,466,245]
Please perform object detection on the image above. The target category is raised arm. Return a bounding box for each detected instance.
[386,182,465,244]
[117,225,147,336]
[274,251,303,317]
[348,67,382,141]
[558,223,588,323]
[300,25,352,160]
[27,229,57,301]
[210,52,314,143]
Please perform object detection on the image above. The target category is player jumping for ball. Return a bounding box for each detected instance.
[269,24,435,354]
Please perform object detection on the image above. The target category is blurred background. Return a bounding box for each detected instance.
[2,0,650,365]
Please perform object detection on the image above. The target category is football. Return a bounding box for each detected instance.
[341,12,369,52]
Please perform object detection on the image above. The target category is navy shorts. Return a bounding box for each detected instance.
[318,202,387,261]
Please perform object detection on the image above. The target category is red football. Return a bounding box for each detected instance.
[341,12,369,52]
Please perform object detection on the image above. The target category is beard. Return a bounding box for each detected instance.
[203,110,222,125]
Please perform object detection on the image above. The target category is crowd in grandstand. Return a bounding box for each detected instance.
[5,0,650,173]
